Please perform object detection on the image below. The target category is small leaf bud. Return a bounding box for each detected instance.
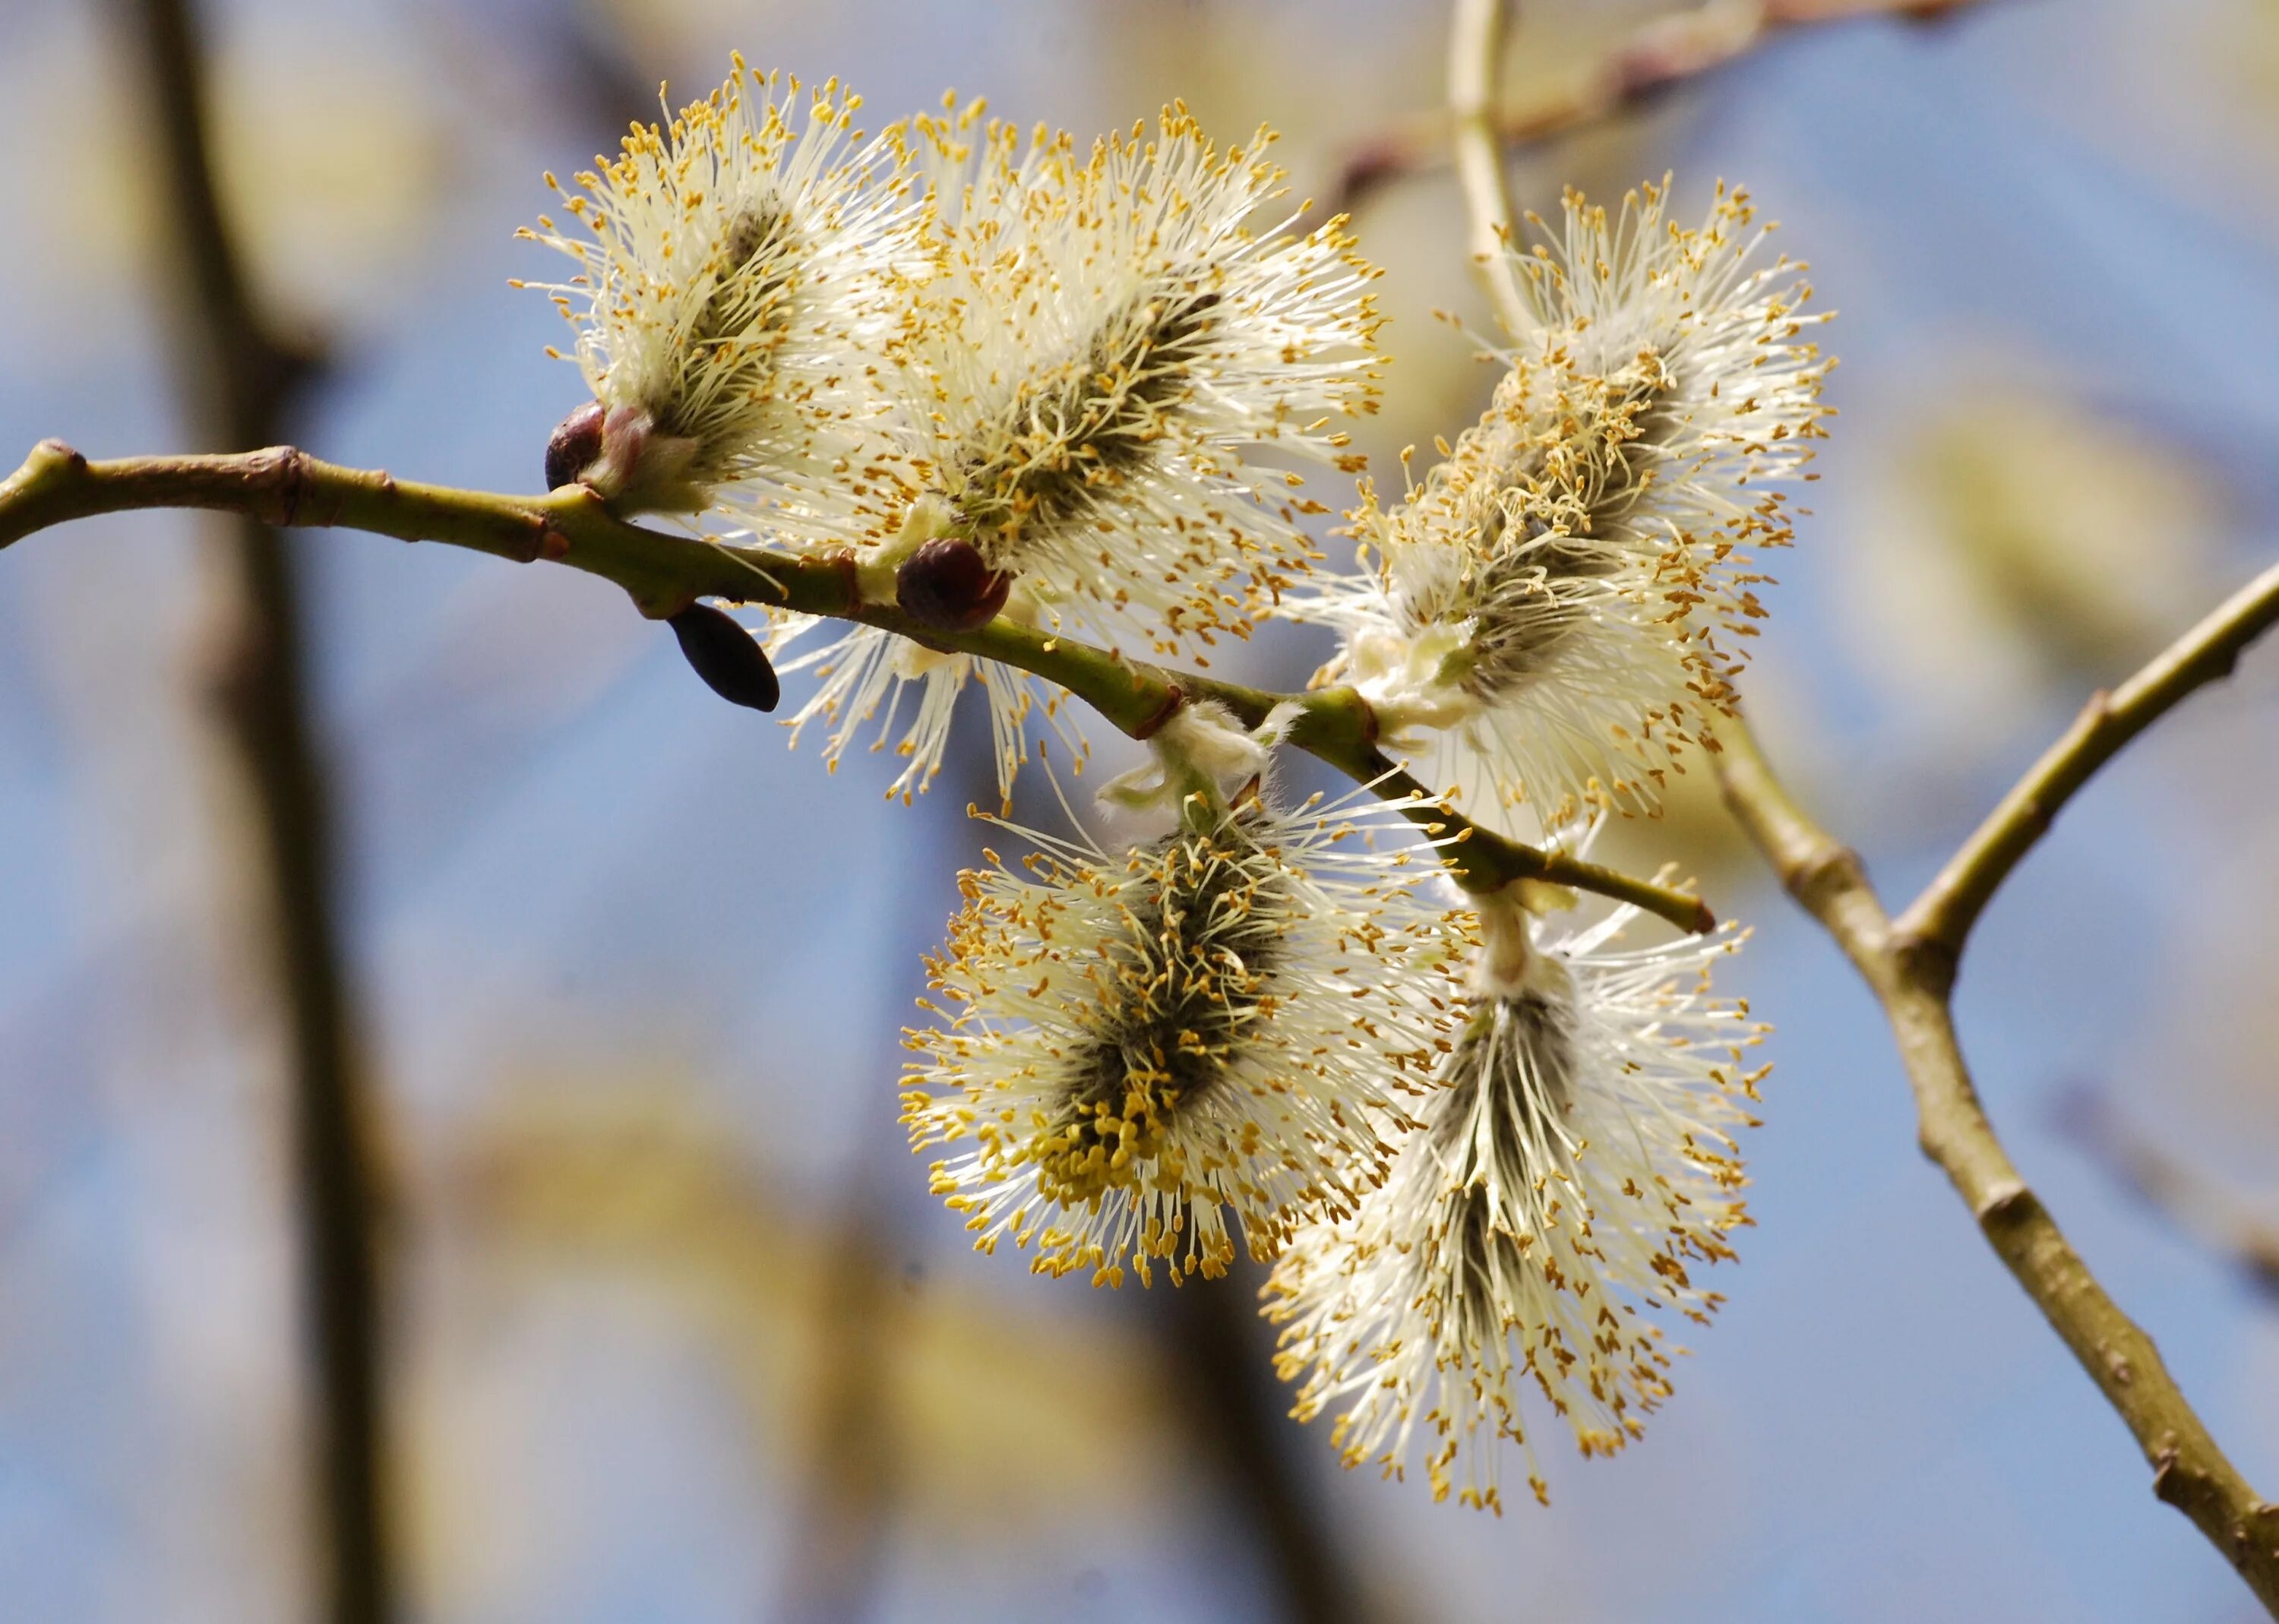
[667,604,780,712]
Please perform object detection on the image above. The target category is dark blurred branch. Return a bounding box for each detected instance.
[1894,558,2279,983]
[1164,1276,1376,1624]
[776,1213,901,1624]
[2056,1087,2279,1302]
[548,4,667,139]
[773,750,1004,1624]
[1448,0,1527,333]
[1311,0,1993,228]
[122,0,324,429]
[109,4,390,1622]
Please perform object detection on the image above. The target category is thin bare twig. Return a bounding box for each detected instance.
[1448,0,1529,334]
[109,3,390,1621]
[2056,1087,2279,1303]
[0,444,1718,937]
[1895,558,2279,983]
[1314,0,1993,228]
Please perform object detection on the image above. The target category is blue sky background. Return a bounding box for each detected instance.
[4,1,2279,1619]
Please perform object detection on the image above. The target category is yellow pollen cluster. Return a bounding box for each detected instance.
[517,57,914,522]
[1268,918,1767,1510]
[1291,178,1829,829]
[514,80,1812,1515]
[903,802,1459,1288]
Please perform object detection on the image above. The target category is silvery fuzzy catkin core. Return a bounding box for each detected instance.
[1286,179,1831,831]
[517,58,919,519]
[902,784,1463,1287]
[1267,888,1765,1512]
[770,100,1386,804]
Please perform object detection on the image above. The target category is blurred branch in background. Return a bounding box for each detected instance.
[774,749,990,1624]
[1447,0,1528,334]
[2056,1086,2279,1304]
[1313,0,1993,229]
[775,721,1377,1624]
[776,1201,905,1624]
[539,0,667,137]
[109,2,393,1622]
[1162,1276,1379,1624]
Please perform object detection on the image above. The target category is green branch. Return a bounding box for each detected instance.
[0,439,1714,934]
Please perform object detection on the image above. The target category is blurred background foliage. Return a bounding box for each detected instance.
[2,0,2278,1620]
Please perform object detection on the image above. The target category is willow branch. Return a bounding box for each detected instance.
[0,442,1715,935]
[1714,714,2279,1613]
[1316,0,1991,226]
[1895,558,2279,979]
[1447,0,1528,334]
[1442,0,2274,1588]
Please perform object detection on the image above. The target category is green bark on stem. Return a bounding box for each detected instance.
[0,441,1715,934]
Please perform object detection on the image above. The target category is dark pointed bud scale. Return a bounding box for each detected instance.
[545,400,608,491]
[896,537,1013,634]
[667,604,780,713]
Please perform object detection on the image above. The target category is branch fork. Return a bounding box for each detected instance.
[1712,564,2279,1608]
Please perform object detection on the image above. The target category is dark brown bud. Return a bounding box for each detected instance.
[667,604,779,713]
[896,536,1012,633]
[545,400,607,491]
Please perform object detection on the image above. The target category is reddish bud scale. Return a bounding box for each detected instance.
[896,536,1012,633]
[545,400,607,491]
